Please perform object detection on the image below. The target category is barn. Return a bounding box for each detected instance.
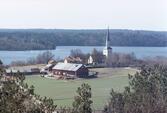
[52,62,89,78]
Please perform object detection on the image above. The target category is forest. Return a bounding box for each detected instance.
[0,29,166,50]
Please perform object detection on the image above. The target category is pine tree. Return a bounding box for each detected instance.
[72,83,93,113]
[0,63,57,113]
[104,65,167,113]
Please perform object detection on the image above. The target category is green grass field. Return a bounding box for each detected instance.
[25,68,137,110]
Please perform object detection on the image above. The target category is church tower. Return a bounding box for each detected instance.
[103,28,112,58]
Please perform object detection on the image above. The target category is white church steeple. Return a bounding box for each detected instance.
[103,27,112,58]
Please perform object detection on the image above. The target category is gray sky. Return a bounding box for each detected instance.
[0,0,167,31]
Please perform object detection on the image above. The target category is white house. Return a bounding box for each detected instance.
[88,55,93,64]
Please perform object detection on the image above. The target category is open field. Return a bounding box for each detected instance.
[25,68,138,110]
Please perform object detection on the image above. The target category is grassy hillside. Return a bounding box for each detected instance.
[25,68,137,110]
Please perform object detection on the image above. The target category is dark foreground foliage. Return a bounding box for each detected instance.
[0,66,56,113]
[103,64,167,113]
[58,83,93,113]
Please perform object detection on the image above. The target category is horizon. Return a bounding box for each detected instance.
[0,28,166,32]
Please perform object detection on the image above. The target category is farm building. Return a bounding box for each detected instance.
[40,59,57,74]
[5,65,41,76]
[40,63,55,74]
[6,68,40,76]
[52,62,89,78]
[64,56,82,64]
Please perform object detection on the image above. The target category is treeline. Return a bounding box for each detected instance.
[10,49,167,67]
[69,49,167,67]
[11,51,55,66]
[0,29,166,50]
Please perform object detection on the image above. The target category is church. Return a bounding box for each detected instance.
[87,28,112,67]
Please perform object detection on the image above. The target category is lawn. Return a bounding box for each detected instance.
[25,68,137,110]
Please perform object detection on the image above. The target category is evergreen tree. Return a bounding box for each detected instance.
[72,83,93,113]
[0,65,57,113]
[103,65,167,113]
[0,60,2,65]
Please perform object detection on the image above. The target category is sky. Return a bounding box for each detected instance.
[0,0,167,31]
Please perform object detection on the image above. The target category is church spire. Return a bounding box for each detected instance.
[106,27,110,48]
[103,27,112,58]
[103,27,112,66]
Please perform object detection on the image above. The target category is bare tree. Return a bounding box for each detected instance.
[36,51,55,64]
[91,48,105,64]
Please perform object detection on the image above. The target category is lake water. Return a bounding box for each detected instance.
[0,46,167,65]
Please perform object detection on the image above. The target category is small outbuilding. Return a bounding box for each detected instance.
[40,63,55,74]
[64,56,83,64]
[52,62,88,78]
